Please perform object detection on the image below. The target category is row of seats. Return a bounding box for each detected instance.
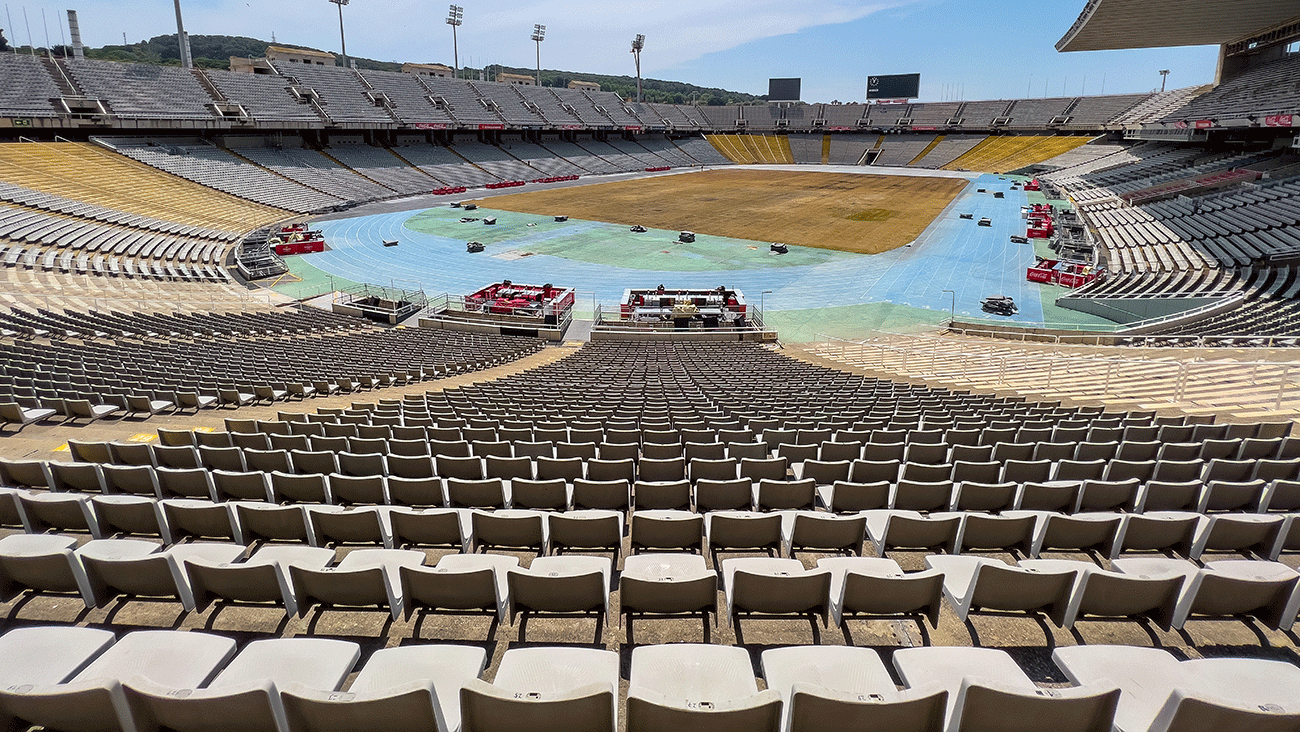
[2,528,1297,630]
[4,485,1296,561]
[13,448,1300,516]
[5,626,1295,732]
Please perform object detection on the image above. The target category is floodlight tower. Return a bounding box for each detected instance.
[631,34,645,102]
[1158,69,1170,92]
[172,0,193,69]
[330,0,350,69]
[531,24,545,86]
[446,5,463,79]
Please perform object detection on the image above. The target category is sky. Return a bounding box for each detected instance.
[1,0,1222,102]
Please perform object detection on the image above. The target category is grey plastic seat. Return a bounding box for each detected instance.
[0,625,116,693]
[893,646,1119,732]
[446,478,508,508]
[864,509,960,555]
[17,492,103,537]
[186,545,335,617]
[1111,556,1300,630]
[924,555,1077,625]
[0,534,101,606]
[507,554,611,626]
[235,503,315,544]
[761,645,946,732]
[291,548,426,620]
[387,507,466,550]
[161,499,240,542]
[92,494,171,541]
[400,553,517,622]
[0,630,237,732]
[1018,557,1182,629]
[471,509,547,552]
[548,510,623,555]
[1109,512,1199,558]
[619,553,717,627]
[782,511,867,556]
[308,506,392,547]
[627,643,782,732]
[124,637,361,732]
[818,556,944,628]
[722,556,831,627]
[706,511,783,555]
[460,646,618,732]
[1000,511,1122,556]
[284,644,488,732]
[1054,645,1300,732]
[212,470,272,502]
[81,539,246,611]
[630,510,705,552]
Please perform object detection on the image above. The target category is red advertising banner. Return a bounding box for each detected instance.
[1194,120,1214,129]
[624,126,643,132]
[1266,115,1295,128]
[413,123,448,130]
[478,124,505,130]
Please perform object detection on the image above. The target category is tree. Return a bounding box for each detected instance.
[0,28,10,52]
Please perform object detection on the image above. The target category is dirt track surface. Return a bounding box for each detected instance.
[473,169,968,255]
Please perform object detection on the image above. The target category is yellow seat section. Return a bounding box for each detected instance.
[706,134,757,164]
[0,142,286,232]
[943,135,1096,173]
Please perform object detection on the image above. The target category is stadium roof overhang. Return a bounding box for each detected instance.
[1056,0,1300,52]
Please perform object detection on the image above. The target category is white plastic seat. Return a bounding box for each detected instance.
[924,555,1077,625]
[124,637,361,732]
[627,643,781,732]
[460,646,618,732]
[761,645,946,732]
[284,644,488,732]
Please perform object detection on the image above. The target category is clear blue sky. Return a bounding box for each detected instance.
[6,0,1221,102]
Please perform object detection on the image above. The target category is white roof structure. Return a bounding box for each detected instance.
[1057,0,1300,52]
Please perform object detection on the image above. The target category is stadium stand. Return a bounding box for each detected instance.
[1061,93,1149,129]
[61,59,217,120]
[269,62,393,125]
[234,146,396,201]
[910,134,987,168]
[467,81,546,126]
[786,134,825,164]
[576,138,660,170]
[0,142,282,232]
[202,69,323,124]
[1111,86,1209,127]
[390,142,501,188]
[957,100,1014,129]
[419,76,506,126]
[548,87,613,127]
[450,140,540,181]
[906,102,963,127]
[943,134,1095,173]
[0,54,66,118]
[663,136,732,166]
[353,69,457,126]
[540,140,622,174]
[820,103,868,128]
[1006,97,1076,127]
[109,141,344,213]
[499,141,587,177]
[1159,54,1300,124]
[322,144,438,196]
[828,135,876,165]
[874,134,938,167]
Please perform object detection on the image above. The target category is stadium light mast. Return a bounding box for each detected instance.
[531,24,545,86]
[329,0,350,69]
[1158,69,1170,92]
[446,5,463,80]
[172,0,193,68]
[631,34,645,102]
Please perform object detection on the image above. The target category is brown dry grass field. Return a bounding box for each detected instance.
[473,169,968,254]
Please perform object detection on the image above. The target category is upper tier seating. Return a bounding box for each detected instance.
[202,69,322,123]
[0,54,64,118]
[63,59,216,120]
[354,69,457,125]
[1161,55,1300,123]
[269,62,392,125]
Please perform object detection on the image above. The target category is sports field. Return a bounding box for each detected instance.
[472,169,968,255]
